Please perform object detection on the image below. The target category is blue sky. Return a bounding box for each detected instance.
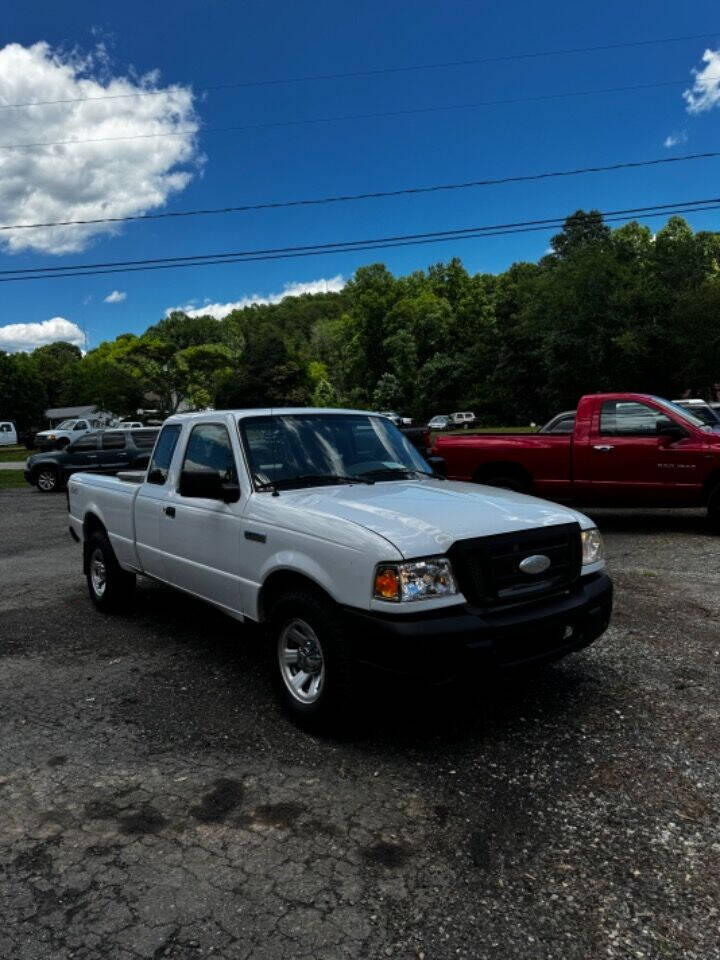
[1,0,719,350]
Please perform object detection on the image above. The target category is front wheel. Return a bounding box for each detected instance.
[86,531,135,612]
[35,467,60,492]
[707,483,720,532]
[269,590,353,727]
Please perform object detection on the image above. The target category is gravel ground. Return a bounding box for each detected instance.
[1,488,719,959]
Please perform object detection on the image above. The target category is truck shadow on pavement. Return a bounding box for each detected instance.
[111,578,610,754]
[584,507,710,535]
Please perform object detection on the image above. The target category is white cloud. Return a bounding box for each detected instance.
[104,290,126,303]
[0,316,85,352]
[663,130,687,148]
[0,42,200,255]
[167,275,346,320]
[683,48,720,113]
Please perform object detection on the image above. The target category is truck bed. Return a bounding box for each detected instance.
[434,432,573,499]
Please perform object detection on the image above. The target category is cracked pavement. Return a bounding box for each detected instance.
[1,488,719,958]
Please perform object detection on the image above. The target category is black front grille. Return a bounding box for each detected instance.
[448,523,582,608]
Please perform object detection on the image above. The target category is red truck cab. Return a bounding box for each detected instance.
[434,394,720,520]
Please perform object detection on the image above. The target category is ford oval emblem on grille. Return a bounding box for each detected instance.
[519,554,551,575]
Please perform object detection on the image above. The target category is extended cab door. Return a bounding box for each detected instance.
[134,423,183,579]
[582,398,708,503]
[159,420,245,614]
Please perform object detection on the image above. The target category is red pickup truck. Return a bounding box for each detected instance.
[434,393,720,522]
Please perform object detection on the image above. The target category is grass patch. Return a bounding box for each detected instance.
[0,445,33,462]
[0,470,27,489]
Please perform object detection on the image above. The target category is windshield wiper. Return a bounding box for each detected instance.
[255,473,375,492]
[358,467,418,480]
[359,466,445,481]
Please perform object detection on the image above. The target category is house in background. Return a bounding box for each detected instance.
[44,405,113,427]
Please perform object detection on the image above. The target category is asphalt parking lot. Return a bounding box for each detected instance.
[1,489,719,960]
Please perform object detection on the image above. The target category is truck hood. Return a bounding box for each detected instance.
[280,479,590,558]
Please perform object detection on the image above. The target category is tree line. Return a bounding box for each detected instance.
[2,210,720,432]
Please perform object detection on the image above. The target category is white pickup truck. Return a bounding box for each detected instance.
[68,408,612,724]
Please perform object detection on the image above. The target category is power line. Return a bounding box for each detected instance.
[1,29,717,110]
[0,74,718,151]
[3,149,720,232]
[2,196,718,283]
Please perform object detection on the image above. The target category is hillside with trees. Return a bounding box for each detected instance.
[2,210,720,430]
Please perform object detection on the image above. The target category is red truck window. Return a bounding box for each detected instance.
[599,401,672,437]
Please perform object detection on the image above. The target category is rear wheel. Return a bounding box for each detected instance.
[35,467,59,493]
[86,530,135,612]
[269,589,353,727]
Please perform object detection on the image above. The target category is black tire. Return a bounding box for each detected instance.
[707,483,720,532]
[85,530,136,612]
[34,466,60,493]
[268,589,354,727]
[56,437,70,450]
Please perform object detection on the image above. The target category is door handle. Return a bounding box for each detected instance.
[164,506,176,518]
[593,445,615,452]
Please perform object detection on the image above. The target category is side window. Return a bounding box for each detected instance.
[600,401,671,437]
[73,421,87,431]
[71,436,98,452]
[101,432,126,450]
[147,424,182,485]
[0,423,10,432]
[181,423,237,482]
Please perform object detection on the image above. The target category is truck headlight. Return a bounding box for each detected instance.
[374,557,457,602]
[581,528,604,565]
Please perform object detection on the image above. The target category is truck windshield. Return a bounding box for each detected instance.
[55,419,76,429]
[653,398,708,429]
[241,413,431,490]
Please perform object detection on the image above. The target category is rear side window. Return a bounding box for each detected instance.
[181,423,237,482]
[72,436,98,452]
[0,423,12,432]
[131,429,159,449]
[147,424,182,484]
[101,432,126,450]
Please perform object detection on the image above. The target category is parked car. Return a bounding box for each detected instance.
[113,421,145,430]
[428,415,450,430]
[434,393,720,526]
[34,417,103,451]
[379,411,412,426]
[671,399,720,429]
[25,428,159,492]
[539,410,576,434]
[0,420,18,446]
[449,411,476,429]
[67,407,612,726]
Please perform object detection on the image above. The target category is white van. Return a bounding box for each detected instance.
[449,411,476,429]
[0,421,18,446]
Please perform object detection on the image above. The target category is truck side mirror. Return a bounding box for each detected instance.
[179,470,240,502]
[427,455,447,477]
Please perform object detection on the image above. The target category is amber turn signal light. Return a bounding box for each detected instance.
[374,566,399,600]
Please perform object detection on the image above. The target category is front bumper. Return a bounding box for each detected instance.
[342,572,612,681]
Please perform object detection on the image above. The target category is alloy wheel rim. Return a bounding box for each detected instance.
[278,618,325,705]
[90,548,107,598]
[38,470,56,491]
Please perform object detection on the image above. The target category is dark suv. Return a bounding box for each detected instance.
[24,429,159,492]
